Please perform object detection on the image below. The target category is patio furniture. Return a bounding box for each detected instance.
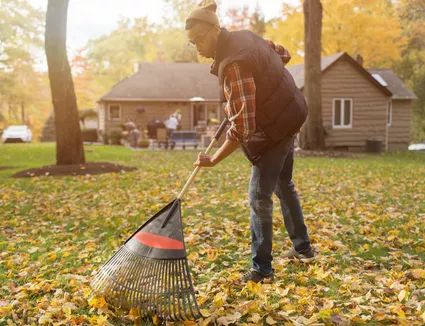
[170,131,199,150]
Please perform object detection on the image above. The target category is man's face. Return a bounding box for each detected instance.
[187,23,217,59]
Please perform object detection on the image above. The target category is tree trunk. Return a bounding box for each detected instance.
[45,0,85,164]
[21,102,25,124]
[301,0,325,150]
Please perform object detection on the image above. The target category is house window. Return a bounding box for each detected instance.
[108,104,121,121]
[333,98,352,128]
[387,102,392,127]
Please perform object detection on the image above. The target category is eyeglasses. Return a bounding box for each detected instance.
[188,27,212,46]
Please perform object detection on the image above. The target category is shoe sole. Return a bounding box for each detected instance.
[286,255,316,263]
[299,256,315,263]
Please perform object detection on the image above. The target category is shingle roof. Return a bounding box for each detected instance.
[287,52,345,88]
[368,69,417,100]
[288,52,394,97]
[287,52,416,100]
[100,63,220,102]
[100,53,415,102]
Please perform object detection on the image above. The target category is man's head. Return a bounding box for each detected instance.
[185,1,221,59]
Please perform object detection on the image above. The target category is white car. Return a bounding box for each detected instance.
[1,125,32,143]
[408,143,425,151]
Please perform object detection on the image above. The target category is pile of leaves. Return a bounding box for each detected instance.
[0,144,424,325]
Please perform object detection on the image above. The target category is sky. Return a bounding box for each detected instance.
[27,0,299,69]
[29,0,299,50]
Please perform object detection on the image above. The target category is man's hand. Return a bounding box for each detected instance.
[193,153,216,167]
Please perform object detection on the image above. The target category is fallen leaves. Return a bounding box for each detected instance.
[1,145,424,324]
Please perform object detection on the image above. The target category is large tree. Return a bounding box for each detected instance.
[45,0,85,165]
[301,0,325,150]
[0,0,44,128]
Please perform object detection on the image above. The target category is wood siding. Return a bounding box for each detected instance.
[388,99,412,151]
[318,58,390,150]
[99,101,222,136]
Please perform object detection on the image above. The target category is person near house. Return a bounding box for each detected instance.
[186,0,315,284]
[164,113,179,139]
[172,109,182,130]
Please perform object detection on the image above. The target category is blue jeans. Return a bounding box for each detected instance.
[248,135,311,275]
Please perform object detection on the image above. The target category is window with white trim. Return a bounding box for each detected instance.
[108,104,121,121]
[333,98,352,128]
[387,101,392,127]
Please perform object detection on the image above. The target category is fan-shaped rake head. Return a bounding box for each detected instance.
[89,200,202,321]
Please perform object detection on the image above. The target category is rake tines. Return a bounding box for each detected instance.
[89,199,203,321]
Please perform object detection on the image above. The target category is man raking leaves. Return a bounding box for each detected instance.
[187,0,316,284]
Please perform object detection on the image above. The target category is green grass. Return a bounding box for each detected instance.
[0,143,424,325]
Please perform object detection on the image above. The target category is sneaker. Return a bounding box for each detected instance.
[242,270,274,284]
[283,247,316,263]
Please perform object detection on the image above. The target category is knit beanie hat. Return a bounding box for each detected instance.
[185,0,220,30]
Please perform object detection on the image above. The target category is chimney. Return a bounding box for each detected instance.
[355,54,364,66]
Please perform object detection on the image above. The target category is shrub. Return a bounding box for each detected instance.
[110,130,122,145]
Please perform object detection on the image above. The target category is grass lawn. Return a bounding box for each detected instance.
[0,143,424,325]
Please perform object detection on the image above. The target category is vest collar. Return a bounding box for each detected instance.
[210,27,231,76]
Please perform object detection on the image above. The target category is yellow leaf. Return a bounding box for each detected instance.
[128,307,140,319]
[38,314,53,325]
[47,252,57,262]
[246,281,262,295]
[391,306,406,320]
[241,300,259,315]
[398,289,406,302]
[62,302,76,317]
[266,316,277,325]
[152,314,161,325]
[250,313,261,323]
[411,269,425,279]
[0,304,12,318]
[213,292,227,307]
[88,295,107,309]
[87,315,109,326]
[319,309,333,320]
[206,248,218,261]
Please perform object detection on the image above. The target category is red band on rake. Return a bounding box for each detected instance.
[134,231,184,250]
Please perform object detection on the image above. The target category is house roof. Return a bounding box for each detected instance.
[287,52,393,97]
[287,52,345,88]
[100,62,220,102]
[368,68,417,100]
[287,52,416,100]
[100,53,416,103]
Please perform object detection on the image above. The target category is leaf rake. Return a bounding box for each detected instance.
[90,118,228,321]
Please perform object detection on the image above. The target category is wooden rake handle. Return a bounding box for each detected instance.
[177,117,229,200]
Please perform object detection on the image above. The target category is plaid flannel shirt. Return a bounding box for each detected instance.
[223,40,291,143]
